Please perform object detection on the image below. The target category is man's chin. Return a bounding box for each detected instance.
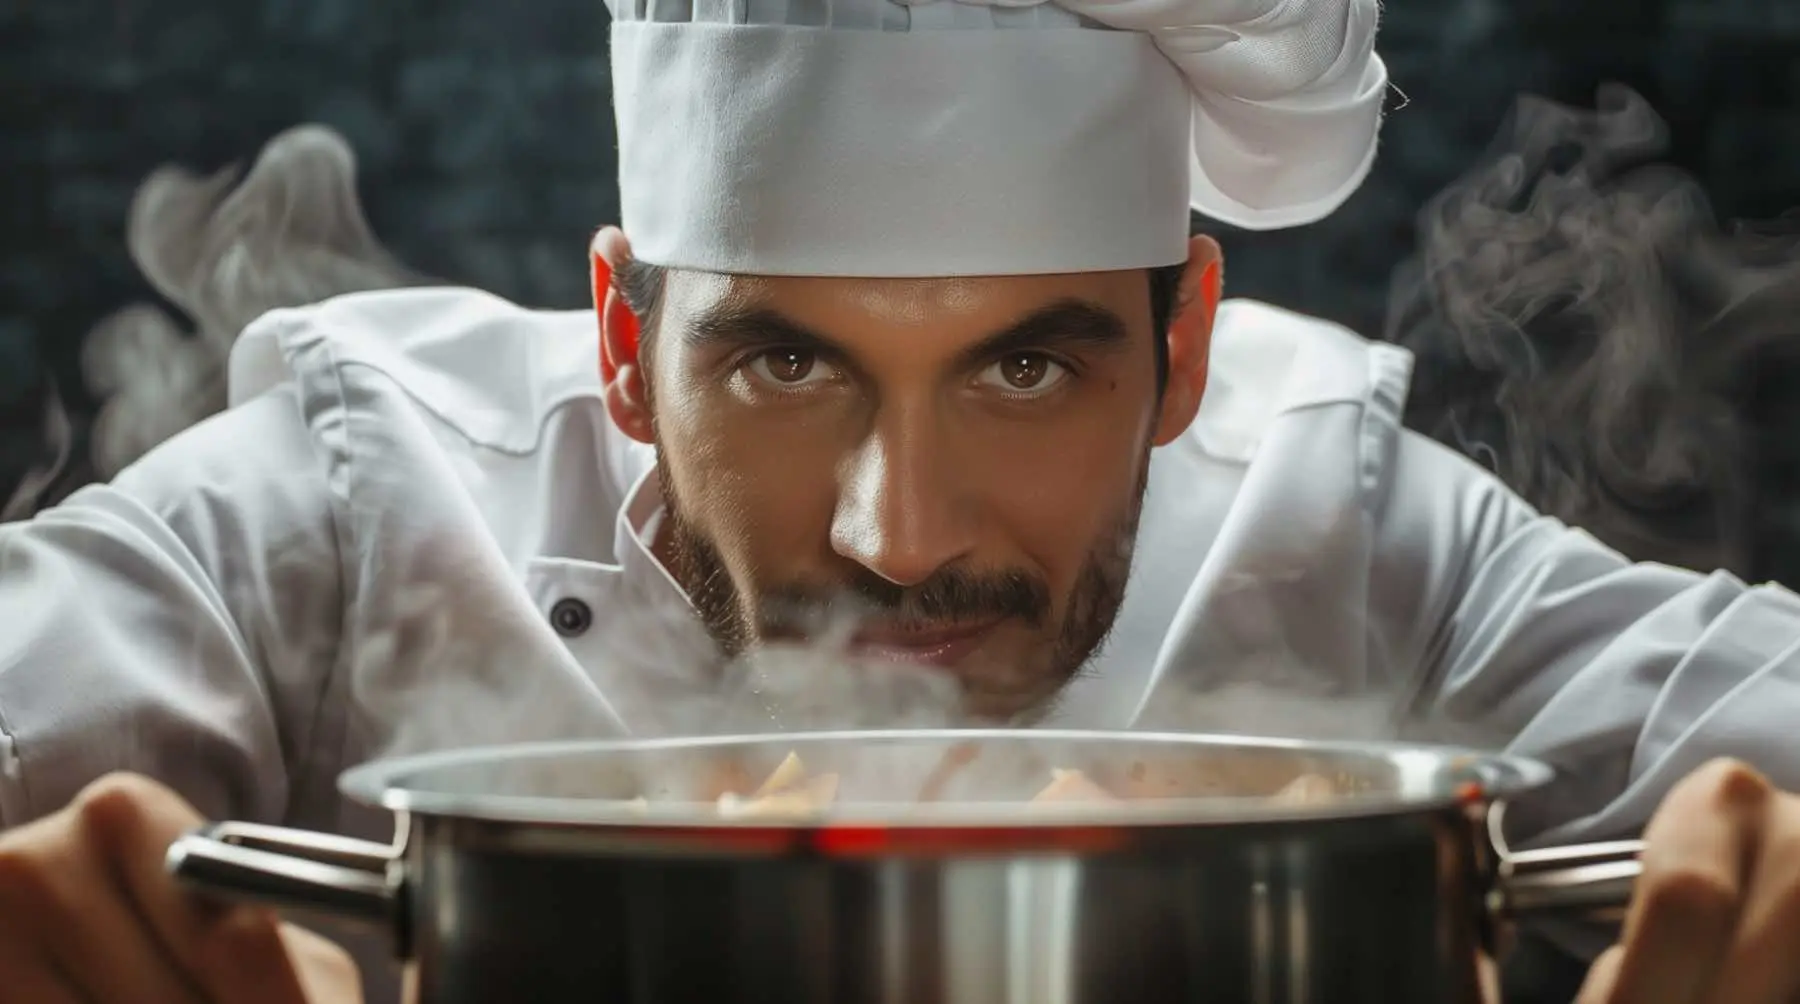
[737,634,1072,726]
[885,656,1071,725]
[958,681,1071,725]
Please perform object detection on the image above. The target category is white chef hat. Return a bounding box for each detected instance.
[606,0,1387,277]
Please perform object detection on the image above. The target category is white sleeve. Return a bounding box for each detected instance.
[0,384,345,828]
[1371,430,1800,848]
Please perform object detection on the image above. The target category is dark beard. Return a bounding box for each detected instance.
[656,446,1149,721]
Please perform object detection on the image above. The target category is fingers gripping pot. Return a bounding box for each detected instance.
[167,730,1642,1004]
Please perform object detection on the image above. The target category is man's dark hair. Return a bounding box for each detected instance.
[616,259,1187,388]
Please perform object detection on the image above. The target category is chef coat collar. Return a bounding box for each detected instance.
[613,463,692,616]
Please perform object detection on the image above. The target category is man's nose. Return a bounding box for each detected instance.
[829,414,977,587]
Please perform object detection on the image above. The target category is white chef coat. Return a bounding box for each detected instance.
[3,286,1799,989]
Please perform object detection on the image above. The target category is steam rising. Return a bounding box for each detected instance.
[78,125,425,486]
[356,563,976,778]
[0,384,73,522]
[1389,84,1800,577]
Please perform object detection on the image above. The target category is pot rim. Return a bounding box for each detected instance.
[338,729,1554,832]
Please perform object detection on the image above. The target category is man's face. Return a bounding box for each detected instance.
[641,270,1172,721]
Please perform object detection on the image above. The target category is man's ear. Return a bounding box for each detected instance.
[591,228,655,445]
[1151,234,1223,447]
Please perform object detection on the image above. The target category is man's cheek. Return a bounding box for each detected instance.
[974,420,1141,493]
[720,440,848,524]
[986,469,1132,558]
[703,478,835,576]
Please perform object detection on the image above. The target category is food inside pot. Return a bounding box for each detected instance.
[689,746,1345,820]
[716,752,844,819]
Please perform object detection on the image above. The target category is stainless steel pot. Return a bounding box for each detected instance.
[166,730,1642,1004]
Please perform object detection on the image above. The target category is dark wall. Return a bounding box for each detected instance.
[5,0,1800,551]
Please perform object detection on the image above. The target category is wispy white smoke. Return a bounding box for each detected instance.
[1390,85,1800,577]
[81,124,426,482]
[0,384,73,522]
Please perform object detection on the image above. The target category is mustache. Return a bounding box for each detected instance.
[756,566,1051,635]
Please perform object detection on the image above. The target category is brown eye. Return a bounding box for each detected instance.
[756,354,820,385]
[767,350,814,382]
[978,353,1068,395]
[747,349,832,388]
[999,354,1049,389]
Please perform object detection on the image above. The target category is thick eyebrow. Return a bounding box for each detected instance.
[678,298,1131,367]
[948,300,1130,370]
[680,305,838,356]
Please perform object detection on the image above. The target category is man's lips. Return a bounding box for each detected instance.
[848,620,1000,667]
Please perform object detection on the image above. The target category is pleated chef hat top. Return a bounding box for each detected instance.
[605,0,1387,277]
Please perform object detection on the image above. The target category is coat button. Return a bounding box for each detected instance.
[550,598,594,638]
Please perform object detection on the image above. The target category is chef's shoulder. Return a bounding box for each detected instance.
[1177,297,1412,466]
[226,284,611,459]
[87,285,597,561]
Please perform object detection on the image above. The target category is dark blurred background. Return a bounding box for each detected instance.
[5,0,1800,561]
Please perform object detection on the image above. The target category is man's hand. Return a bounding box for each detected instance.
[1578,758,1800,1004]
[0,773,362,1003]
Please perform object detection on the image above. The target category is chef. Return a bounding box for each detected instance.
[2,0,1799,1001]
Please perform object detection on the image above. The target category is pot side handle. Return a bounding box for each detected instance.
[1494,839,1644,924]
[166,822,402,934]
[1486,802,1643,925]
